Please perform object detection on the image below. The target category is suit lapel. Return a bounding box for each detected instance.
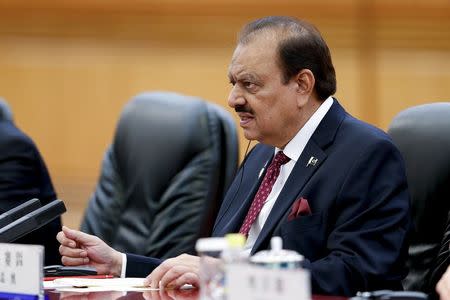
[212,149,272,236]
[252,140,326,253]
[251,99,347,253]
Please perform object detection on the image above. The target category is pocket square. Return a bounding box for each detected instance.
[288,197,312,221]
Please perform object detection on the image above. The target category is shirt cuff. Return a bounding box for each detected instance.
[120,253,127,278]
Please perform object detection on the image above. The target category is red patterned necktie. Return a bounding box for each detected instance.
[239,151,290,236]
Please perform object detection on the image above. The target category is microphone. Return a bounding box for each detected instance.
[0,198,42,228]
[0,199,66,243]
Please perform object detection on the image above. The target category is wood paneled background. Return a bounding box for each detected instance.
[0,0,449,229]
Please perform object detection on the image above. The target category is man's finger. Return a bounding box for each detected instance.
[59,245,87,258]
[143,274,152,287]
[56,231,77,248]
[62,226,97,245]
[167,272,199,289]
[149,259,176,288]
[61,255,90,266]
[159,265,193,288]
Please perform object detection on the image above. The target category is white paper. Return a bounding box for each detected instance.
[0,243,43,295]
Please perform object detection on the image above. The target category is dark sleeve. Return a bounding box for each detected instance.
[0,129,56,208]
[0,125,62,265]
[426,212,450,297]
[306,139,411,296]
[126,253,162,277]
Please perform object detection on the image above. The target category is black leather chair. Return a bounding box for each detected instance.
[388,102,450,293]
[81,92,239,259]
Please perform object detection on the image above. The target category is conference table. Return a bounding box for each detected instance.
[45,288,347,300]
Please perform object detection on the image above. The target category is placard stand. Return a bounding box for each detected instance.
[227,264,311,300]
[0,243,44,300]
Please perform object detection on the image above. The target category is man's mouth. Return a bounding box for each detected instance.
[238,113,254,126]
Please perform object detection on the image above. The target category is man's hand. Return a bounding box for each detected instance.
[56,226,123,276]
[144,254,204,289]
[437,265,450,300]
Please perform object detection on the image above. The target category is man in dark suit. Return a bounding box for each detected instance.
[57,16,411,296]
[0,98,62,265]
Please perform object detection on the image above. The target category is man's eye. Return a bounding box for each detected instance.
[244,82,255,89]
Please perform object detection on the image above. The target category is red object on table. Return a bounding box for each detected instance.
[43,274,114,281]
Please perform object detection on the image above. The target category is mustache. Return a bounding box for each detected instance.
[235,105,253,114]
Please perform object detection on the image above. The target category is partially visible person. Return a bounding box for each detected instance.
[57,16,411,296]
[437,266,450,300]
[0,98,62,265]
[432,212,450,299]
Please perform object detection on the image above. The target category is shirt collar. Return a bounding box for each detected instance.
[275,96,334,162]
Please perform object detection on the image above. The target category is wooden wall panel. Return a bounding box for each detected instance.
[0,0,449,228]
[378,49,450,129]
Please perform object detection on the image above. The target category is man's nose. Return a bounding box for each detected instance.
[227,86,245,108]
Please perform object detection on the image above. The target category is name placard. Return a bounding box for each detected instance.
[0,243,43,297]
[227,264,311,300]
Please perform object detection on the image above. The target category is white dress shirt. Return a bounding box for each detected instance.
[243,97,333,253]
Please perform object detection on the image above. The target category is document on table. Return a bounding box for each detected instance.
[44,277,159,292]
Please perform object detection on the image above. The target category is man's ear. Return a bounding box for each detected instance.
[295,69,315,96]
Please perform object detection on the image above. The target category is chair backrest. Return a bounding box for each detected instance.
[81,92,239,258]
[0,98,14,122]
[388,102,450,292]
[195,103,240,238]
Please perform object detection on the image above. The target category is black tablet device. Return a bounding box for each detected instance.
[44,265,97,277]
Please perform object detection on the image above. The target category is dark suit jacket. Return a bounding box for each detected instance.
[126,100,411,296]
[0,119,62,265]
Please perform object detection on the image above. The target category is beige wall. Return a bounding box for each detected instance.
[0,0,449,228]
